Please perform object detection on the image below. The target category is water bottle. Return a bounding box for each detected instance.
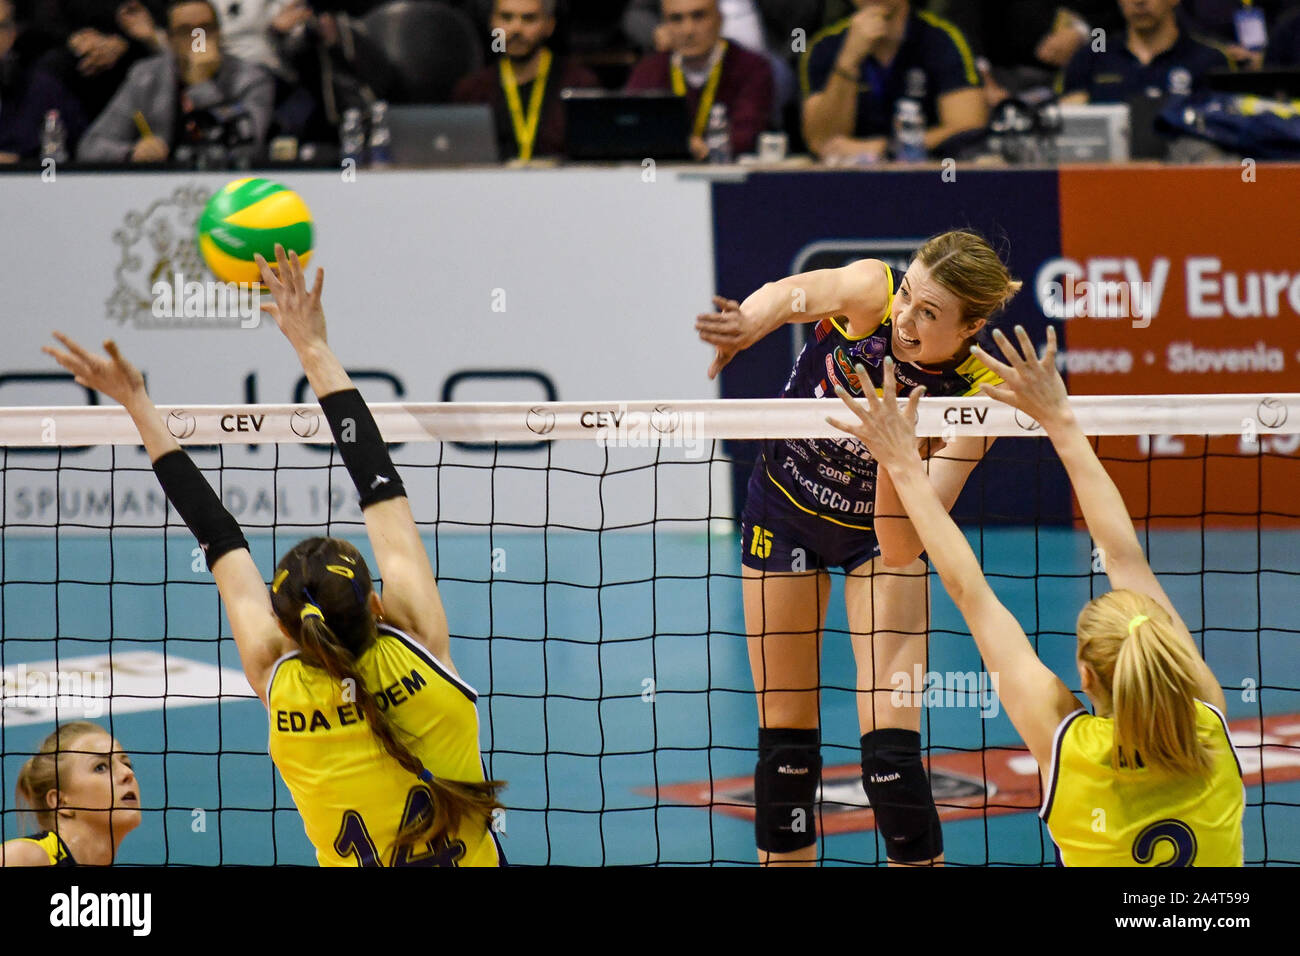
[892,98,927,163]
[340,108,365,166]
[705,103,732,164]
[40,110,68,165]
[367,100,392,168]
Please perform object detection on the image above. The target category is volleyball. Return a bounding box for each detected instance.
[197,178,313,286]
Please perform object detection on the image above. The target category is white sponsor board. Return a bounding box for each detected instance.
[0,170,723,526]
[1,651,255,727]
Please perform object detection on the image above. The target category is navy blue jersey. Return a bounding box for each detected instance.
[757,264,1001,530]
[801,11,980,138]
[1058,28,1233,101]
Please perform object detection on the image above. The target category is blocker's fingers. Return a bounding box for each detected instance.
[1042,325,1058,366]
[826,414,863,435]
[274,243,292,283]
[1013,325,1036,363]
[833,383,872,423]
[103,340,127,367]
[254,253,283,293]
[309,266,324,306]
[53,332,97,364]
[990,327,1024,367]
[906,384,926,421]
[979,382,1015,406]
[970,343,1014,380]
[880,357,899,404]
[41,345,77,371]
[853,364,882,411]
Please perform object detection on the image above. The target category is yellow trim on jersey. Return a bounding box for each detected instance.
[827,261,894,341]
[954,350,1003,395]
[17,830,70,865]
[800,16,853,98]
[916,11,980,86]
[765,465,874,531]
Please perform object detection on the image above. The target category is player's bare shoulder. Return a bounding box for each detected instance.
[834,259,894,333]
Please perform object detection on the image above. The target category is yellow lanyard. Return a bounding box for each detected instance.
[671,40,728,139]
[499,48,553,161]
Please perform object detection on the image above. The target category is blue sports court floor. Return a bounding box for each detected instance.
[2,527,1297,865]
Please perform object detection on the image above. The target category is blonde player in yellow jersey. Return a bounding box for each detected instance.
[43,245,505,867]
[1,722,142,866]
[827,327,1244,867]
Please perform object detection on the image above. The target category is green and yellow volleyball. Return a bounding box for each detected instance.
[197,178,313,285]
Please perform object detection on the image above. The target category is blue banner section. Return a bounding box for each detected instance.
[710,169,1071,525]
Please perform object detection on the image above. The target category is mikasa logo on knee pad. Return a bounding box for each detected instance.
[870,772,901,784]
[777,765,810,774]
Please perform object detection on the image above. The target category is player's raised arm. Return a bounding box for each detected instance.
[695,258,891,379]
[828,359,1083,766]
[255,245,452,668]
[973,326,1224,711]
[42,334,287,704]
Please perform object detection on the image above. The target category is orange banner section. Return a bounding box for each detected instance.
[1056,166,1300,527]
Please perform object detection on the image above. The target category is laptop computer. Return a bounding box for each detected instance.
[387,104,500,166]
[562,90,692,161]
[1055,103,1131,162]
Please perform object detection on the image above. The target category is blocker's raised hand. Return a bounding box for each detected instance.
[826,357,926,474]
[255,243,326,352]
[43,333,147,407]
[971,325,1072,431]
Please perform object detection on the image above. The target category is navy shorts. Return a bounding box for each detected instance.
[739,461,880,574]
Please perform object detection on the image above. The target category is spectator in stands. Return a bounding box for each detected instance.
[1058,0,1234,104]
[929,2,1114,104]
[268,1,398,147]
[1265,3,1300,64]
[77,0,273,163]
[12,0,168,156]
[626,0,773,158]
[623,0,817,129]
[212,0,291,77]
[801,0,985,161]
[453,0,598,161]
[0,0,29,161]
[1175,0,1300,66]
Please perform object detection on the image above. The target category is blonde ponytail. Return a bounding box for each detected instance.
[1077,590,1213,776]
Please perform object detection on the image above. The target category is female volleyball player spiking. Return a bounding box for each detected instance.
[828,328,1245,866]
[695,230,1020,866]
[1,722,141,866]
[43,245,505,867]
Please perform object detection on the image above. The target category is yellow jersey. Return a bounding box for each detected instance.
[16,830,74,866]
[1041,700,1244,866]
[267,622,502,867]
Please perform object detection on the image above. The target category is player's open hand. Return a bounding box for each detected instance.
[826,357,925,474]
[255,243,326,353]
[696,295,759,380]
[43,333,147,407]
[971,325,1072,432]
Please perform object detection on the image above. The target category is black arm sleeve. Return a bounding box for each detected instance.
[318,388,407,508]
[152,450,249,566]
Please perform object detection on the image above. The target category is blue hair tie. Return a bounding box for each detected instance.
[418,767,434,784]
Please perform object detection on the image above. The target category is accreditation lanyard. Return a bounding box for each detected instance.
[500,47,553,161]
[671,40,728,138]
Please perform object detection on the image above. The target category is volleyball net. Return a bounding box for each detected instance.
[0,394,1297,865]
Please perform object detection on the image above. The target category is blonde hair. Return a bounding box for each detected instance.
[913,230,1023,323]
[1076,590,1213,776]
[15,721,106,831]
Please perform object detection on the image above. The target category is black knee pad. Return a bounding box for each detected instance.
[754,727,821,853]
[861,729,943,864]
